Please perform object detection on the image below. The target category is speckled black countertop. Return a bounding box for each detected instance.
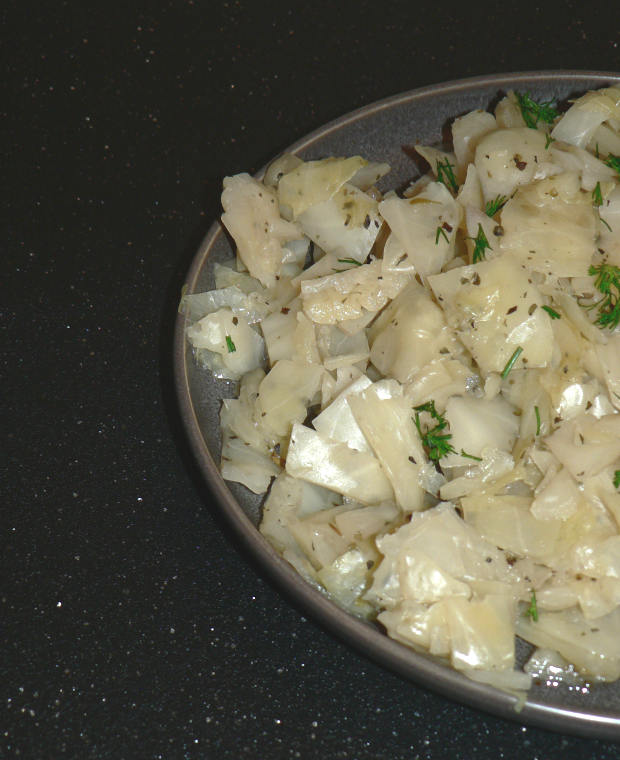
[4,2,620,758]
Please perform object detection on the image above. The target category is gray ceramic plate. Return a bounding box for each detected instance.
[174,71,620,740]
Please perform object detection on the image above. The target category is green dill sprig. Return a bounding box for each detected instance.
[460,449,482,462]
[592,181,603,207]
[337,257,362,266]
[468,223,492,263]
[542,305,561,319]
[605,154,620,177]
[413,400,456,461]
[485,195,508,217]
[600,217,613,233]
[591,182,612,232]
[584,263,620,330]
[614,470,620,489]
[526,591,539,622]
[436,157,459,193]
[225,335,236,353]
[534,405,541,436]
[545,134,555,149]
[515,91,559,129]
[501,346,523,378]
[435,225,449,244]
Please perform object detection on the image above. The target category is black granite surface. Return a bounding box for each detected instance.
[4,1,620,758]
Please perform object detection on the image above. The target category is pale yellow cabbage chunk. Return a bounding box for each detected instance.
[516,607,620,681]
[285,422,394,504]
[297,182,383,263]
[300,259,409,324]
[369,280,459,383]
[378,181,462,276]
[551,86,620,148]
[347,380,426,513]
[451,109,497,181]
[277,156,368,219]
[186,307,265,381]
[474,127,558,202]
[428,255,555,376]
[221,173,302,288]
[255,359,323,438]
[499,172,597,278]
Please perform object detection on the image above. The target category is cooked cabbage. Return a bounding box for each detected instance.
[184,85,620,699]
[221,173,303,288]
[378,181,463,276]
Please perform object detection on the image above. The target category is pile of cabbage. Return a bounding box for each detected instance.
[182,85,620,698]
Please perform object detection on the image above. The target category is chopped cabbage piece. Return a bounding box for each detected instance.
[347,379,426,512]
[499,172,597,278]
[186,307,265,381]
[451,109,497,181]
[379,181,462,276]
[428,255,554,376]
[516,606,620,681]
[277,156,368,219]
[300,259,409,324]
[221,173,303,287]
[220,435,280,494]
[255,359,323,438]
[545,413,620,481]
[474,127,558,202]
[312,374,372,452]
[285,422,394,504]
[297,182,383,263]
[551,86,620,148]
[369,280,459,384]
[441,395,519,469]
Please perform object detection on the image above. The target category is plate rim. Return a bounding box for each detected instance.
[174,70,620,741]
